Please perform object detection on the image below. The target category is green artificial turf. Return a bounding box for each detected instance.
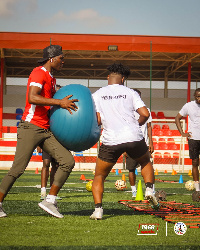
[0,170,199,249]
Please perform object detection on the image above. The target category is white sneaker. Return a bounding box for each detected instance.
[90,207,103,220]
[38,200,63,218]
[132,191,137,198]
[145,188,160,210]
[0,204,7,218]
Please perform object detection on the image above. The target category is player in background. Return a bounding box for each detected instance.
[175,88,200,192]
[125,89,155,197]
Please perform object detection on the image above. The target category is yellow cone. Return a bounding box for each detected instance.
[155,169,158,175]
[135,180,144,201]
[188,169,192,176]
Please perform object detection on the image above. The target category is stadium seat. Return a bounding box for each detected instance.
[162,124,169,130]
[153,130,164,136]
[153,152,162,158]
[152,137,157,143]
[152,129,163,136]
[173,152,179,158]
[163,129,173,136]
[153,124,161,130]
[163,152,171,158]
[158,137,166,143]
[151,111,157,119]
[167,138,175,144]
[154,143,159,150]
[157,111,165,119]
[171,130,181,136]
[16,108,23,114]
[158,143,168,150]
[168,144,178,150]
[16,114,22,120]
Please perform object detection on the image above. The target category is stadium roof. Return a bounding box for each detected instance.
[0,32,200,81]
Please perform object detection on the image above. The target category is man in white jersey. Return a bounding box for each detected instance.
[125,89,155,197]
[175,88,200,192]
[91,63,159,220]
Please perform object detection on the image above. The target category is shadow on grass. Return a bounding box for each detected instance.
[3,200,140,218]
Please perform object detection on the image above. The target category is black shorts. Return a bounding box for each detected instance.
[42,150,56,163]
[98,138,148,164]
[188,139,200,160]
[126,151,152,171]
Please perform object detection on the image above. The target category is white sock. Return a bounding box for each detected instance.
[194,181,200,191]
[131,186,137,192]
[41,187,46,193]
[153,184,155,193]
[0,202,2,207]
[146,187,154,193]
[46,195,56,204]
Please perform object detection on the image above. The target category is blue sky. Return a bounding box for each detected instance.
[0,0,200,37]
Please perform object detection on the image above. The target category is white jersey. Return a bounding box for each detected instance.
[134,108,152,146]
[92,84,146,145]
[179,100,200,140]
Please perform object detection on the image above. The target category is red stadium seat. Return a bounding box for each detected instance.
[162,124,169,130]
[152,137,157,143]
[153,124,161,130]
[158,143,168,150]
[152,129,164,136]
[157,111,165,119]
[163,152,171,158]
[153,152,162,158]
[168,144,178,150]
[163,129,173,136]
[151,111,157,119]
[154,143,159,150]
[158,137,166,143]
[171,130,181,136]
[173,152,179,158]
[167,138,175,144]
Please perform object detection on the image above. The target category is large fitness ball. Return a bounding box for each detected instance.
[50,84,101,152]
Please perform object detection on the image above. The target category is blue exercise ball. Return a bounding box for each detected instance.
[50,84,101,152]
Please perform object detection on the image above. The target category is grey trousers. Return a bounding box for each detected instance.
[0,120,75,196]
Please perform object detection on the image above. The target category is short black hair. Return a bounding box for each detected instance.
[107,63,130,79]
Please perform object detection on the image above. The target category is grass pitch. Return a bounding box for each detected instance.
[0,170,199,249]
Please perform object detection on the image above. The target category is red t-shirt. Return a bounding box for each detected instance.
[22,66,56,129]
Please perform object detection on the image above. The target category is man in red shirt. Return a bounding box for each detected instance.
[0,45,78,218]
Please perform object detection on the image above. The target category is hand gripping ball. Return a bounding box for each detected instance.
[50,84,101,152]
